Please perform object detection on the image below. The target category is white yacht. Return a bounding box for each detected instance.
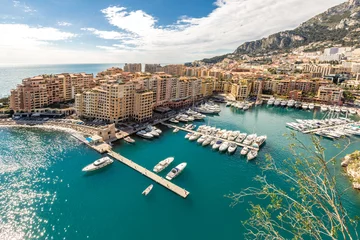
[185,133,192,139]
[295,101,302,108]
[255,135,267,147]
[335,106,341,113]
[136,130,153,139]
[309,103,315,110]
[169,118,179,123]
[235,133,247,143]
[82,157,113,172]
[212,140,223,150]
[189,133,201,141]
[267,98,275,105]
[302,103,309,110]
[240,147,249,156]
[274,99,281,106]
[247,150,258,161]
[124,136,135,143]
[243,104,250,111]
[227,143,237,154]
[280,100,287,107]
[202,137,214,146]
[341,107,348,114]
[349,108,356,115]
[197,135,207,144]
[320,105,328,112]
[243,134,257,145]
[287,99,295,107]
[173,128,179,133]
[153,157,174,173]
[226,102,232,107]
[142,184,153,196]
[219,141,229,152]
[166,162,187,180]
[145,126,159,137]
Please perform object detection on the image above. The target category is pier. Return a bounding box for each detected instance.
[162,123,259,151]
[107,151,190,198]
[302,123,352,134]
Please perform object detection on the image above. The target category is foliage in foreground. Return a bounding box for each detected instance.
[227,133,359,240]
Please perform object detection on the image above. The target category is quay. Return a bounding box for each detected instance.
[302,123,352,134]
[162,123,259,151]
[107,151,190,198]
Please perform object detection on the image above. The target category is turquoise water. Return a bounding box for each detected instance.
[1,105,360,239]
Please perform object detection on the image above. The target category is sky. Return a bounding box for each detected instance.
[0,0,345,65]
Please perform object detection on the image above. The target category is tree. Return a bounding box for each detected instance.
[343,91,356,103]
[227,134,359,240]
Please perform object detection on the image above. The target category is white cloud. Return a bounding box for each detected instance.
[0,24,76,50]
[85,0,344,61]
[13,0,36,13]
[57,21,72,27]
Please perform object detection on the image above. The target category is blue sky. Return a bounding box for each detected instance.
[0,0,345,64]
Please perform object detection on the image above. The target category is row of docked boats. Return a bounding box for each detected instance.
[226,101,253,111]
[136,125,163,139]
[184,125,267,161]
[195,102,221,114]
[152,157,187,181]
[314,124,360,140]
[319,105,358,115]
[169,109,206,123]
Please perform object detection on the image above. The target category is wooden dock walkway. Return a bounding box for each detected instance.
[107,151,190,198]
[302,123,351,134]
[162,123,259,151]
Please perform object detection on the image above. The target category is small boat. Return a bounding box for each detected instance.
[82,157,113,172]
[219,141,229,152]
[153,157,174,173]
[173,128,179,133]
[243,134,257,145]
[255,135,267,147]
[202,137,214,146]
[210,139,216,146]
[212,140,223,150]
[136,130,153,139]
[226,102,232,107]
[280,100,287,107]
[349,108,356,115]
[247,150,258,161]
[197,135,207,144]
[240,147,249,156]
[287,100,295,107]
[166,163,187,180]
[124,136,135,143]
[302,103,309,110]
[335,106,341,113]
[169,118,179,123]
[320,105,328,112]
[189,133,201,141]
[235,133,247,143]
[142,184,153,196]
[274,99,281,106]
[227,143,237,154]
[185,133,192,139]
[294,101,302,108]
[267,98,275,105]
[309,103,315,110]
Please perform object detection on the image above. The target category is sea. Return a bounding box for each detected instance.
[1,105,360,240]
[0,64,360,239]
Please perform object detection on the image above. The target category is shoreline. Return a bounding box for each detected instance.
[341,151,360,190]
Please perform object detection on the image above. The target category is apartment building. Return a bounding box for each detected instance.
[156,64,185,76]
[10,73,94,112]
[133,91,154,122]
[231,81,251,100]
[317,86,344,105]
[201,80,214,97]
[124,63,142,73]
[145,64,161,73]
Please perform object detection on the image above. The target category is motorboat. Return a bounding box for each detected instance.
[227,143,237,154]
[274,99,281,106]
[185,133,193,139]
[255,100,263,106]
[243,104,250,111]
[247,150,258,161]
[295,101,302,108]
[341,107,348,114]
[235,133,247,143]
[280,100,287,107]
[302,103,309,110]
[335,106,341,113]
[189,133,201,141]
[166,163,187,180]
[169,118,179,123]
[145,126,159,137]
[219,141,230,152]
[320,105,328,112]
[228,131,240,141]
[267,98,275,105]
[349,108,356,115]
[226,102,232,107]
[240,147,249,156]
[136,130,153,139]
[197,135,207,144]
[82,157,113,172]
[255,135,267,147]
[202,137,214,146]
[210,139,216,146]
[212,140,223,150]
[309,103,315,110]
[287,100,295,108]
[173,128,179,133]
[153,157,174,173]
[124,136,135,143]
[142,184,153,196]
[243,134,257,145]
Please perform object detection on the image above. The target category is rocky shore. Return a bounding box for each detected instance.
[341,151,360,190]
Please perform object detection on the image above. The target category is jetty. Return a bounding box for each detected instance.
[302,123,351,134]
[107,151,190,198]
[162,123,259,151]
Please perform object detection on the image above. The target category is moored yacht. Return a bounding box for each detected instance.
[243,134,257,145]
[153,157,174,173]
[255,135,267,147]
[287,99,295,108]
[197,135,207,144]
[295,101,302,108]
[320,105,328,112]
[235,133,247,143]
[212,140,223,150]
[202,137,214,146]
[280,100,287,107]
[169,118,179,123]
[173,128,179,133]
[124,136,135,143]
[227,143,237,154]
[189,133,201,141]
[136,130,153,139]
[82,157,113,172]
[247,150,258,161]
[166,162,187,180]
[240,147,249,156]
[267,97,275,105]
[185,133,192,139]
[302,103,309,110]
[309,103,315,110]
[274,99,281,106]
[219,141,229,152]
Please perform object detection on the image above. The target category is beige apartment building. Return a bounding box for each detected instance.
[201,80,214,97]
[124,63,142,73]
[145,64,161,73]
[133,91,154,122]
[317,86,343,105]
[10,73,94,112]
[231,80,251,100]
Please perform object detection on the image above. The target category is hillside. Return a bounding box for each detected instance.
[202,0,360,63]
